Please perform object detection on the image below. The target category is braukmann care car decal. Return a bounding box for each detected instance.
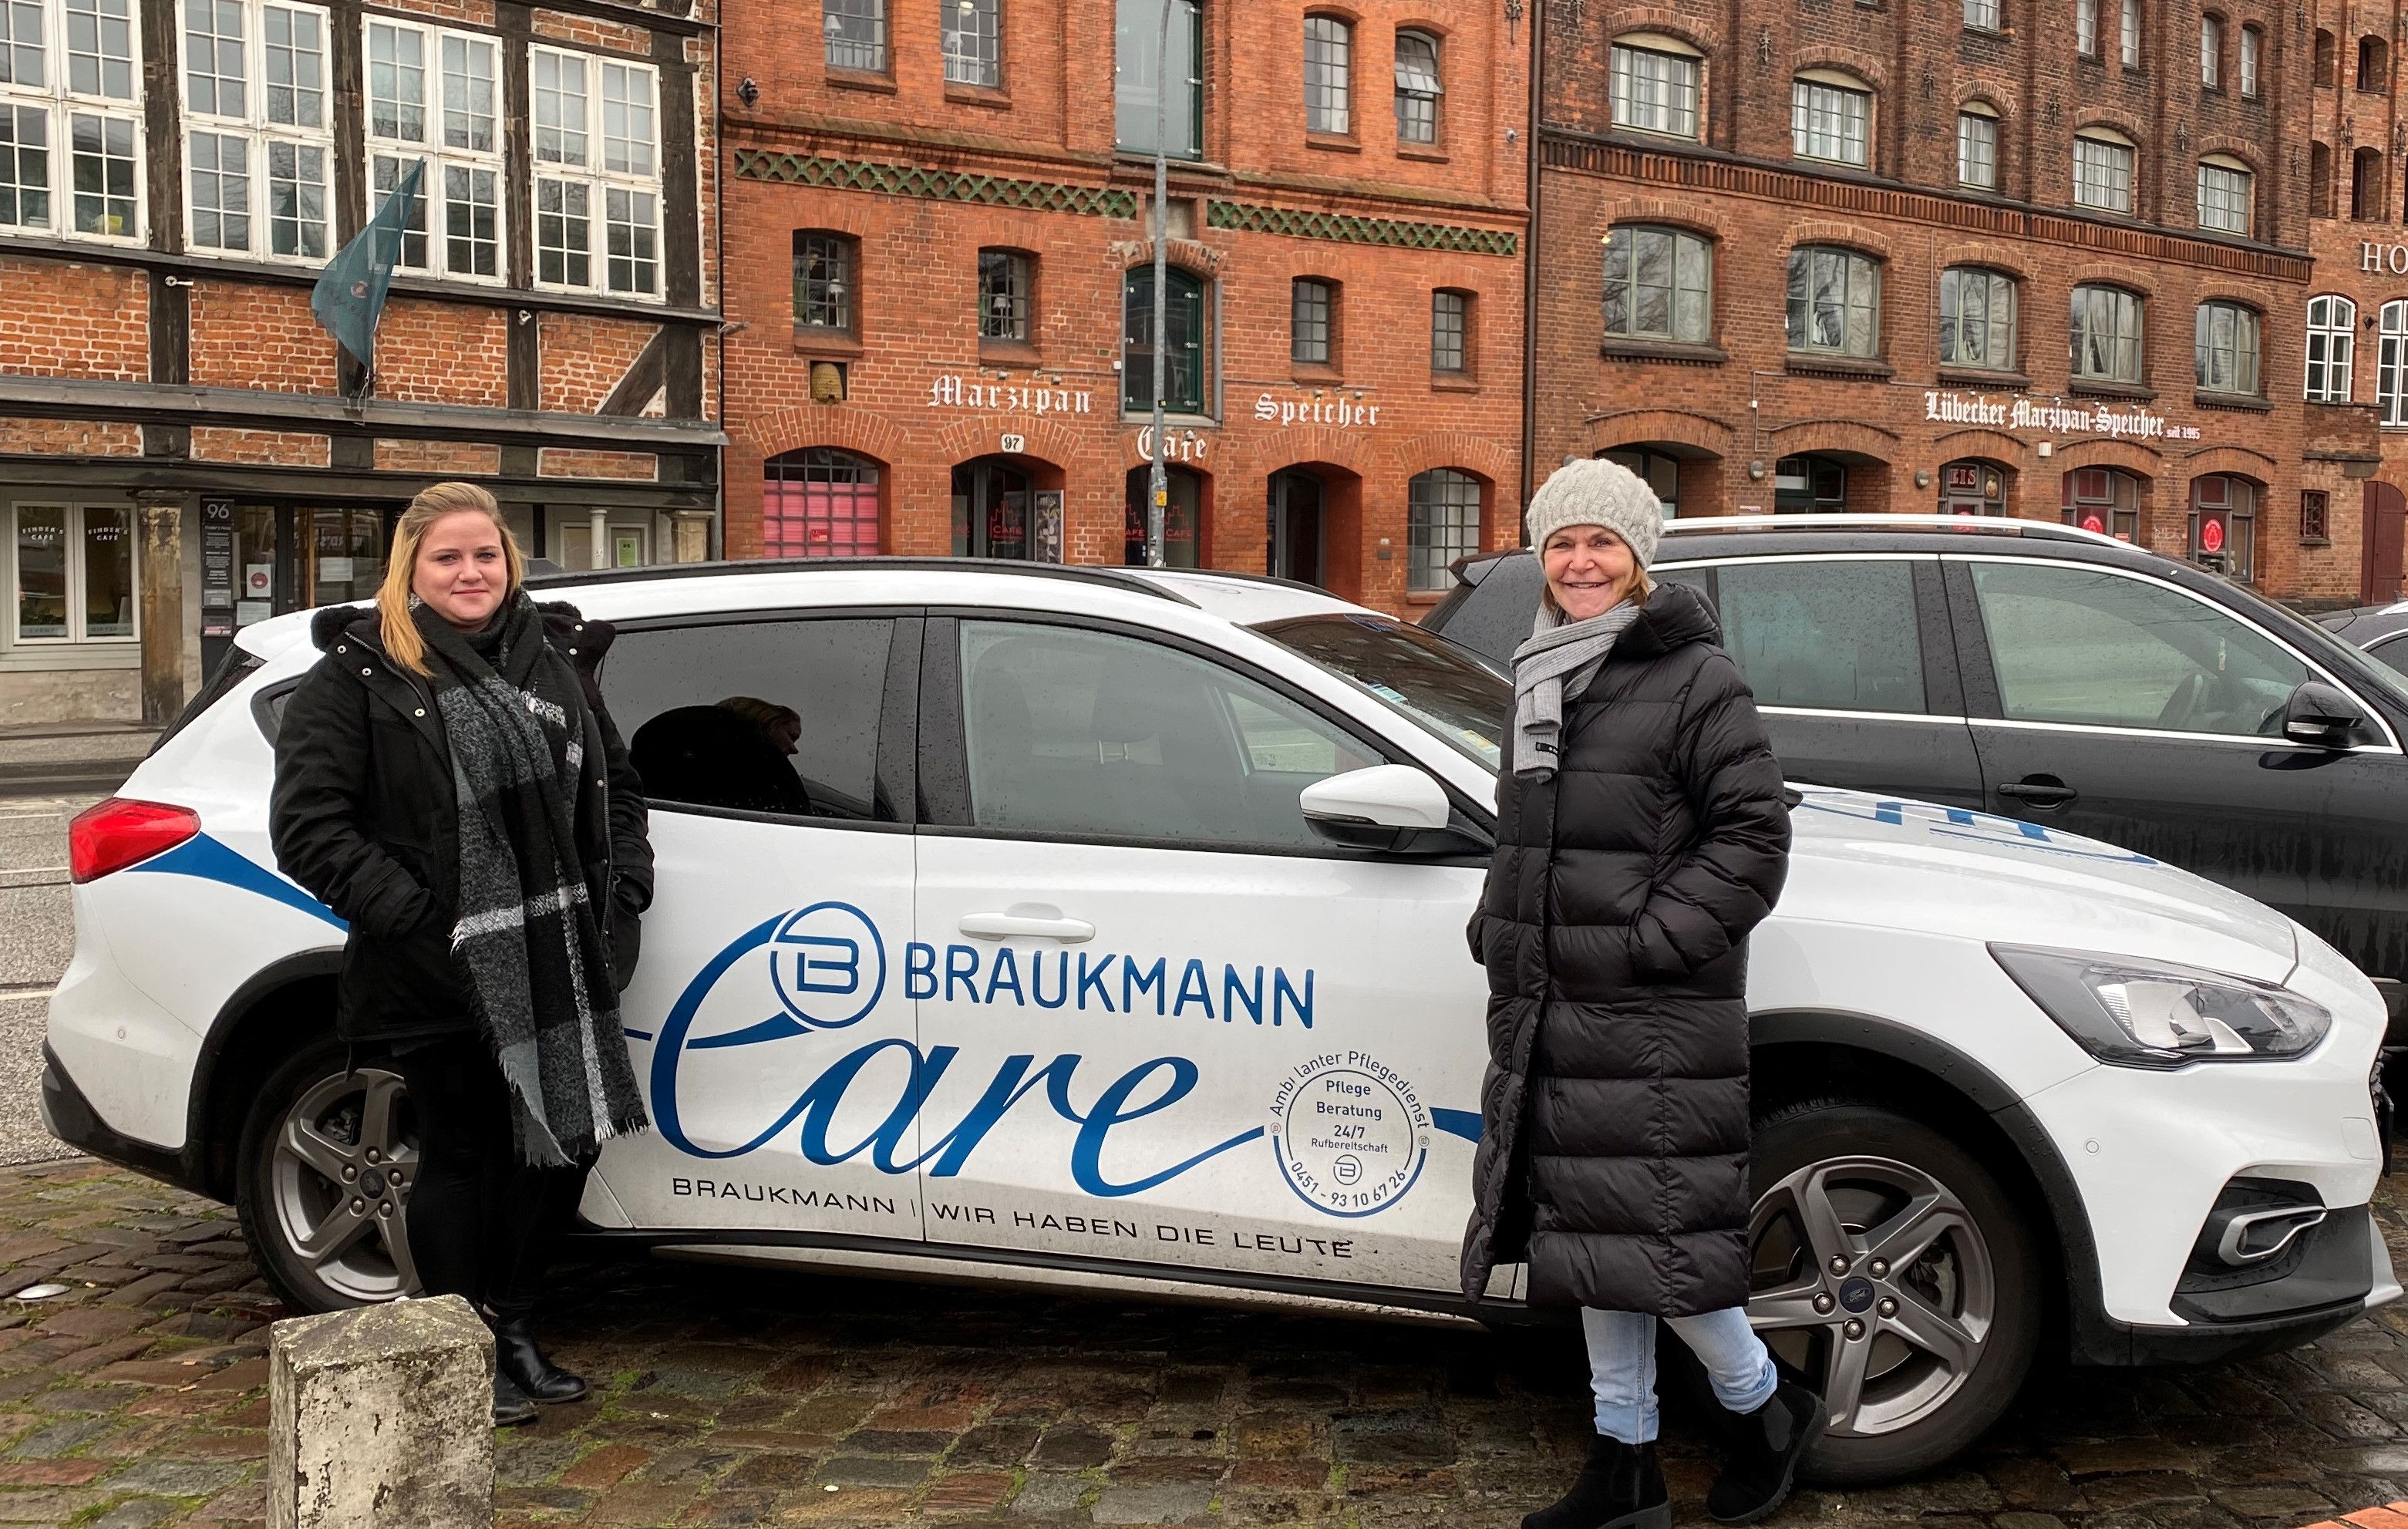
[638,902,1470,1212]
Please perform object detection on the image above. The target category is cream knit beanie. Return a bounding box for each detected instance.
[1524,457,1664,568]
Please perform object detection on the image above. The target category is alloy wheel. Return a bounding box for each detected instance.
[267,1066,421,1304]
[1746,1154,1996,1438]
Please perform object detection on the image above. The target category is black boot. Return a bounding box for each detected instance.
[492,1370,538,1427]
[1524,1433,1669,1529]
[489,1314,588,1404]
[1707,1381,1827,1525]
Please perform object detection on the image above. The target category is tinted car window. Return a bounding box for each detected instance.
[960,621,1376,849]
[2365,634,2408,688]
[1969,562,2305,736]
[1426,553,1544,669]
[601,618,894,819]
[1716,561,1927,713]
[1256,612,1508,767]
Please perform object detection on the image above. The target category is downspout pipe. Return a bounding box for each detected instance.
[1518,0,1543,536]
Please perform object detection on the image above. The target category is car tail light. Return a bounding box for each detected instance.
[69,799,200,883]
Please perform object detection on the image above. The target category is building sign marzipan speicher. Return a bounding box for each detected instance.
[1922,392,2203,443]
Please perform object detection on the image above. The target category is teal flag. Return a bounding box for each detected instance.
[311,157,422,372]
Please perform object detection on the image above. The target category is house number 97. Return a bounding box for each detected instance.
[999,433,1027,454]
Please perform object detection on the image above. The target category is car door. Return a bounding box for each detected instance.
[908,613,1490,1297]
[583,611,931,1241]
[1948,555,2408,982]
[1657,556,1985,807]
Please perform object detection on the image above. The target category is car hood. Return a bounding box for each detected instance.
[1780,787,2299,983]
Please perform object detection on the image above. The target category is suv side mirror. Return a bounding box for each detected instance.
[1299,765,1481,854]
[2282,680,2375,750]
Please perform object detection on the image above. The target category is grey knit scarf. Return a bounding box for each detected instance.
[414,595,648,1166]
[1510,601,1640,780]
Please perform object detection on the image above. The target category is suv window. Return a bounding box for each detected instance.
[1716,560,1928,713]
[1968,562,2305,736]
[959,621,1378,849]
[601,618,895,819]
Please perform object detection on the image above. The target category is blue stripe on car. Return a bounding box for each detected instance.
[125,834,348,931]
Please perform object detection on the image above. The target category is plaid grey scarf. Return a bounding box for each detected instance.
[415,596,647,1165]
[1511,601,1640,780]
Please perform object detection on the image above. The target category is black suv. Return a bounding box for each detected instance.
[1426,517,2408,1012]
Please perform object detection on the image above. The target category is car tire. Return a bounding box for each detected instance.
[234,1036,423,1315]
[1729,1098,2041,1484]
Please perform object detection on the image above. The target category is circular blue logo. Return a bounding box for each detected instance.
[769,901,887,1030]
[1270,1057,1430,1219]
[1838,1275,1876,1313]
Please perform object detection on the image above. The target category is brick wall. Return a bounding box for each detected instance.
[190,428,331,466]
[0,261,147,380]
[541,315,657,413]
[532,8,648,52]
[539,448,658,479]
[374,440,505,475]
[0,419,142,456]
[189,282,338,395]
[376,300,510,408]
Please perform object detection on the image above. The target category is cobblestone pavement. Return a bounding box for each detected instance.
[1,1161,2407,1527]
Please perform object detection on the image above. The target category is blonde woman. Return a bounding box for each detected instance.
[269,483,652,1426]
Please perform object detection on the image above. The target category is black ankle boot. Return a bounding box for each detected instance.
[1524,1433,1669,1529]
[489,1315,588,1404]
[1707,1381,1827,1525]
[492,1370,538,1427]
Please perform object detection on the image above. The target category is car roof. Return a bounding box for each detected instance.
[2319,604,2408,642]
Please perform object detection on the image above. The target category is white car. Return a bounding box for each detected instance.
[42,560,2400,1481]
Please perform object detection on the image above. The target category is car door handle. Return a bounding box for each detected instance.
[1997,779,2078,807]
[958,908,1096,943]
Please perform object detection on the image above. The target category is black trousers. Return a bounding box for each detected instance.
[391,1035,593,1322]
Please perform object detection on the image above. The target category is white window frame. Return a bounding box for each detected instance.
[0,0,142,243]
[2240,25,2260,96]
[2197,154,2251,234]
[364,17,503,286]
[1957,106,1999,188]
[2201,13,2221,87]
[2120,0,2140,68]
[9,500,139,646]
[2383,301,2408,426]
[1302,13,1349,135]
[178,0,332,264]
[2077,0,2098,56]
[2073,130,2134,212]
[2305,294,2356,402]
[528,43,661,300]
[1964,0,2000,31]
[1791,71,1870,167]
[1610,35,1699,139]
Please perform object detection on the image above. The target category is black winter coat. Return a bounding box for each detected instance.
[268,601,653,1044]
[1460,581,1790,1316]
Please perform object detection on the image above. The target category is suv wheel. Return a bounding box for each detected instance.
[1746,1100,2041,1484]
[234,1039,422,1314]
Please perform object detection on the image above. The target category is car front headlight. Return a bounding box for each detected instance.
[1990,944,2332,1068]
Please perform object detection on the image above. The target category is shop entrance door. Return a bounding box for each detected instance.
[1268,470,1323,585]
[2363,481,2406,605]
[952,458,1034,561]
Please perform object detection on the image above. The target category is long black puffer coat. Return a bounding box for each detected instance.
[269,600,652,1044]
[1460,581,1790,1316]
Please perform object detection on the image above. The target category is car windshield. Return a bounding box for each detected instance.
[1254,612,1509,769]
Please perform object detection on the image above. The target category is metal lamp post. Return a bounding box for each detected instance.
[1145,0,1172,567]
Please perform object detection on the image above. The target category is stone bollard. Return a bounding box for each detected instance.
[268,1293,495,1529]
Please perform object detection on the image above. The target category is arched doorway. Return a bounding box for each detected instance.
[1268,469,1325,584]
[1773,453,1850,513]
[951,456,1049,561]
[1124,465,1204,567]
[2364,481,2406,605]
[2061,466,2142,541]
[764,448,881,557]
[1938,459,2008,517]
[2189,474,2258,581]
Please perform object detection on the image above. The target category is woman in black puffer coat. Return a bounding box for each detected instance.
[1461,459,1812,1529]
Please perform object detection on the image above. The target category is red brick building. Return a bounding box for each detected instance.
[1537,0,2365,604]
[0,0,722,722]
[718,0,1527,614]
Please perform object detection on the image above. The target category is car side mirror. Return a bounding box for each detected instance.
[1299,764,1481,854]
[2282,679,2374,750]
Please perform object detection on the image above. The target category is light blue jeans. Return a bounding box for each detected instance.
[1583,1306,1777,1444]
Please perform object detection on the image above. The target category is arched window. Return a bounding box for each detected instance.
[1604,224,1713,344]
[1791,69,1871,166]
[1394,30,1441,143]
[2190,474,2257,580]
[764,449,881,557]
[2316,28,2337,85]
[1123,264,1208,414]
[1957,103,1999,189]
[2379,301,2408,426]
[2306,295,2357,402]
[2194,300,2261,396]
[1941,267,2017,371]
[2311,141,2332,217]
[2364,35,2391,91]
[2071,284,2144,383]
[1114,0,1202,158]
[1609,32,1701,139]
[1786,245,1880,357]
[1406,469,1481,591]
[2200,13,2221,87]
[2074,127,2135,212]
[1601,449,1682,520]
[1303,14,1352,134]
[2197,153,2252,234]
[2356,147,2386,221]
[2063,466,2142,541]
[2240,25,2261,96]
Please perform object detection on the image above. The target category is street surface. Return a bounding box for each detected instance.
[3,798,2408,1526]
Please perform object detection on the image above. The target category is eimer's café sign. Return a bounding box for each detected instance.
[1922,391,2203,443]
